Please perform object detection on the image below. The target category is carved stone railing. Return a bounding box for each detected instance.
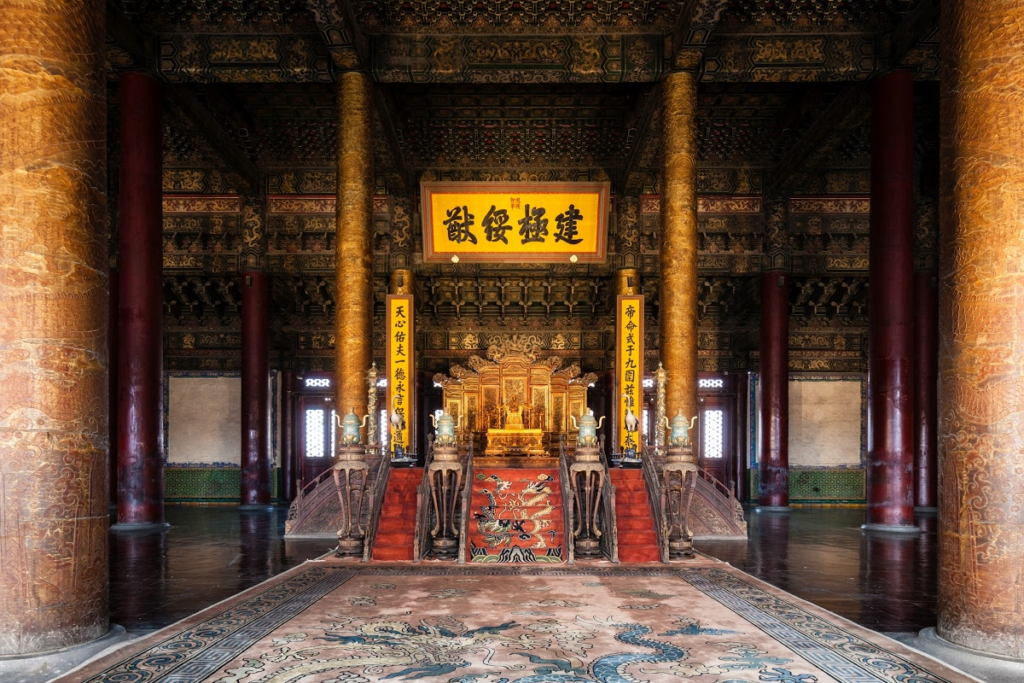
[558,435,575,566]
[412,437,435,563]
[692,469,747,538]
[641,446,670,563]
[360,447,390,562]
[598,440,619,563]
[456,435,475,565]
[284,468,337,536]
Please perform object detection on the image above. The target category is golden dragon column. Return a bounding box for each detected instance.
[659,71,700,424]
[0,0,109,655]
[934,0,1024,661]
[335,72,375,432]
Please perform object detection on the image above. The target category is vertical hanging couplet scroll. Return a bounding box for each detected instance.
[387,295,414,451]
[617,295,645,452]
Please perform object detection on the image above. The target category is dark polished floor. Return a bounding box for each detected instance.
[697,507,938,634]
[109,506,937,636]
[108,506,332,633]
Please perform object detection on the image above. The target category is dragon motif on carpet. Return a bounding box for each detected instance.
[470,471,564,563]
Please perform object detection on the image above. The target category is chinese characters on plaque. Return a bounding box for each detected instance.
[387,295,414,452]
[617,295,644,453]
[422,182,609,263]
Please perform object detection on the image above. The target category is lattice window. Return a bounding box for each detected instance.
[305,408,325,458]
[642,378,654,388]
[703,409,724,459]
[330,409,337,458]
[305,377,331,388]
[698,378,725,389]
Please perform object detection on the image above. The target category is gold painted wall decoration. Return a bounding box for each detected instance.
[422,181,609,263]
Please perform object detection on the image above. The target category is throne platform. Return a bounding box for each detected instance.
[433,335,596,465]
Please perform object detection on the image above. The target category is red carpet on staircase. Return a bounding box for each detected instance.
[467,468,565,563]
[371,467,422,561]
[610,468,661,562]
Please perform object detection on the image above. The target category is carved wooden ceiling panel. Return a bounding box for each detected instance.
[722,0,913,27]
[390,85,638,169]
[354,0,687,32]
[118,0,317,32]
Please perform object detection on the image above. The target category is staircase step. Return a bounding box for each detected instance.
[617,516,656,531]
[618,544,661,563]
[615,491,652,505]
[618,530,658,545]
[378,517,410,531]
[380,495,418,508]
[609,469,660,563]
[372,544,414,561]
[370,468,422,561]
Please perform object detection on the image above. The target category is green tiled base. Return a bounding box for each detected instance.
[166,466,280,503]
[749,468,865,503]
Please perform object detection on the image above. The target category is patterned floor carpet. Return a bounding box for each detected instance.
[58,559,977,683]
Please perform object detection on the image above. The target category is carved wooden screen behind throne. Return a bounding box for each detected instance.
[432,335,597,452]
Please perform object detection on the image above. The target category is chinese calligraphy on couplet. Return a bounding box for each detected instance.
[387,295,414,451]
[617,295,644,452]
[422,182,609,263]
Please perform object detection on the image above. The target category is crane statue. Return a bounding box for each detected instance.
[390,395,408,460]
[621,393,640,461]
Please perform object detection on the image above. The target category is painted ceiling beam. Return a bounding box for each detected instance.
[304,0,365,70]
[303,1,410,189]
[164,85,262,194]
[373,88,411,191]
[106,0,154,73]
[889,0,939,74]
[107,1,261,193]
[667,0,729,71]
[766,85,870,197]
[619,88,660,196]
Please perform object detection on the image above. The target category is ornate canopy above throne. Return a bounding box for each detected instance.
[432,334,597,458]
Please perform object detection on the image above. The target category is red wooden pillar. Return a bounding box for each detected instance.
[240,270,271,508]
[108,267,119,507]
[734,372,749,503]
[281,370,297,502]
[114,72,166,530]
[913,272,938,510]
[865,70,917,532]
[758,272,789,508]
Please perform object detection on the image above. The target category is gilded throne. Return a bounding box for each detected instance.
[432,335,597,460]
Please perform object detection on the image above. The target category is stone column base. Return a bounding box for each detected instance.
[860,523,920,535]
[0,625,127,683]
[110,521,171,533]
[913,627,1024,683]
